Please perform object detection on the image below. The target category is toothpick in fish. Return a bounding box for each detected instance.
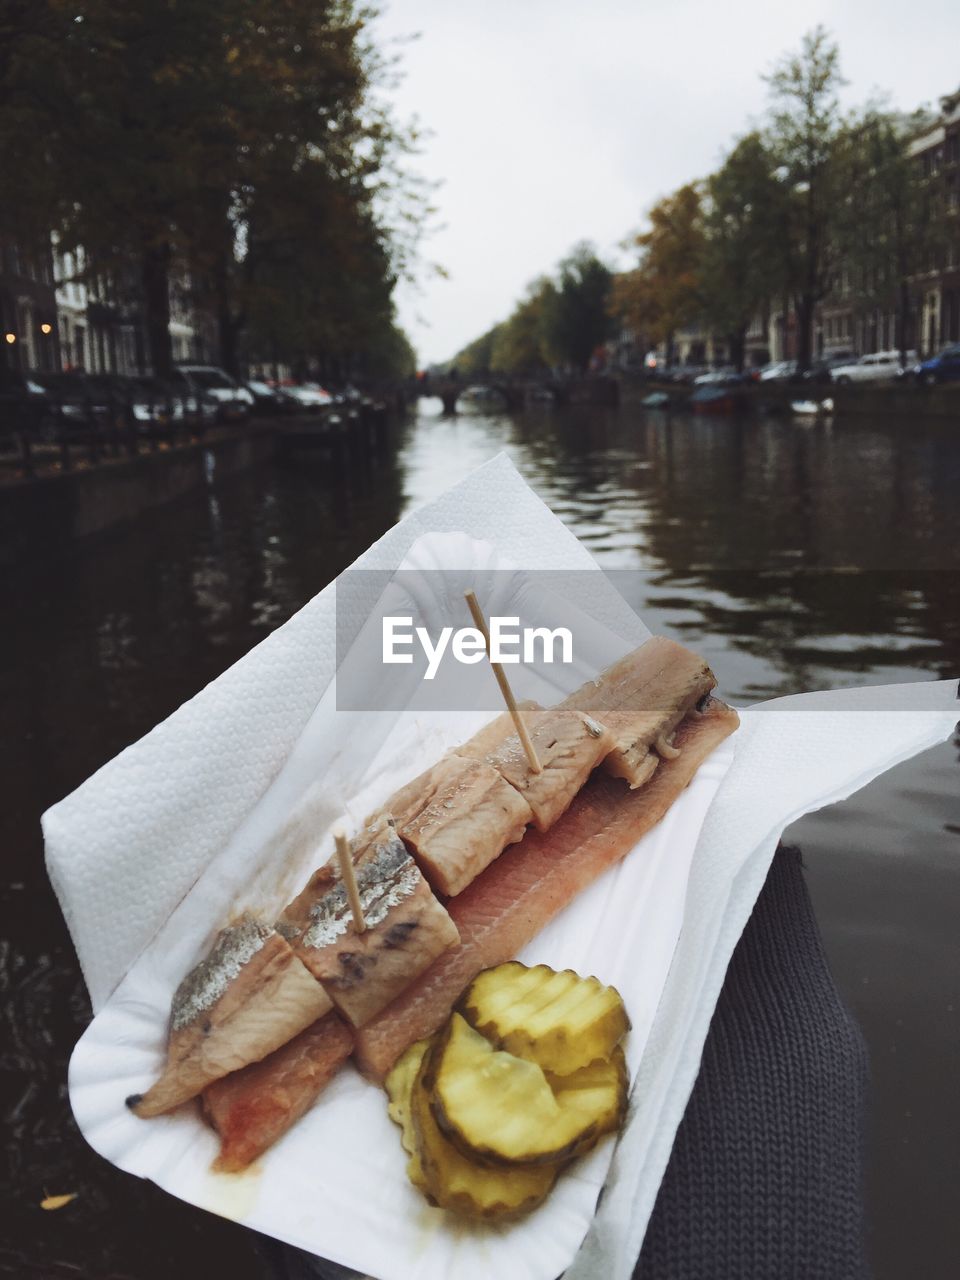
[334,826,366,933]
[464,588,542,774]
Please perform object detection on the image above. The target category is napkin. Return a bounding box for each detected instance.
[567,676,959,1280]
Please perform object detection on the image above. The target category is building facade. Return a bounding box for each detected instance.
[908,88,960,353]
[0,240,60,373]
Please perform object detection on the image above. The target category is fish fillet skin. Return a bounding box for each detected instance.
[353,697,739,1081]
[278,822,459,1028]
[563,636,716,787]
[394,755,534,898]
[484,707,614,832]
[202,1013,354,1172]
[129,920,332,1118]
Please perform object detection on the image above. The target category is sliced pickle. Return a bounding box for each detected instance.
[385,1038,433,1153]
[458,961,630,1076]
[411,1040,556,1218]
[428,1013,625,1167]
[547,1045,628,1146]
[384,1037,433,1193]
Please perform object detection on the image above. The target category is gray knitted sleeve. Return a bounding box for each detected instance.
[634,844,870,1280]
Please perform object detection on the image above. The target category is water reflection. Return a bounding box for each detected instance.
[1,400,957,1280]
[399,404,960,698]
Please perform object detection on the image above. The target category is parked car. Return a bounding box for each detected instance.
[121,375,201,433]
[79,373,169,436]
[912,343,960,385]
[758,360,798,382]
[170,367,221,428]
[0,369,55,438]
[693,366,737,386]
[673,364,710,384]
[800,352,858,384]
[32,372,119,432]
[829,350,917,384]
[244,378,291,415]
[279,382,333,412]
[176,364,253,422]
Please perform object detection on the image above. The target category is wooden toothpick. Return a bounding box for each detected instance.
[464,588,542,774]
[334,826,366,933]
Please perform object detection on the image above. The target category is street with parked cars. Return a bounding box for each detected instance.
[639,344,960,390]
[0,361,360,446]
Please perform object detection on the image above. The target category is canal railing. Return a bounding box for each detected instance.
[0,396,396,485]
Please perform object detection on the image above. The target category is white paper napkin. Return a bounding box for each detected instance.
[566,677,959,1280]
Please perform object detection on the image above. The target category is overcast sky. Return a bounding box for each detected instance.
[372,0,960,366]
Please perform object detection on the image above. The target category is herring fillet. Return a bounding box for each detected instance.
[279,822,459,1028]
[484,707,614,832]
[453,703,542,760]
[562,636,716,788]
[353,697,739,1081]
[395,755,534,897]
[129,921,332,1117]
[203,1013,354,1171]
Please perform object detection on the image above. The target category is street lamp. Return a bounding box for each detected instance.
[4,332,16,345]
[41,323,52,335]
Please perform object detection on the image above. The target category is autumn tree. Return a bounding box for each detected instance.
[764,25,847,371]
[611,184,704,361]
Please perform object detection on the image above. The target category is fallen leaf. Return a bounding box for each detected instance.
[41,1193,78,1211]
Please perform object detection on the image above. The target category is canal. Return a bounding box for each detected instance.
[2,399,958,1279]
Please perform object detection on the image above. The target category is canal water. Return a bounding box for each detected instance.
[2,400,958,1279]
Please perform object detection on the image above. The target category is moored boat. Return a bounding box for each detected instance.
[790,396,834,418]
[690,385,745,415]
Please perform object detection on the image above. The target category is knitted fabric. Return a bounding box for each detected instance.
[271,845,870,1280]
[634,844,870,1280]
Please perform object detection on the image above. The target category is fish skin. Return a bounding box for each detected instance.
[129,926,332,1118]
[396,755,534,898]
[203,1014,354,1172]
[563,636,717,787]
[279,823,460,1028]
[484,707,614,832]
[353,696,739,1081]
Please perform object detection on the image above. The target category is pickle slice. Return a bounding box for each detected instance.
[384,1037,433,1192]
[547,1045,628,1146]
[459,961,630,1076]
[412,1040,556,1218]
[428,1013,625,1167]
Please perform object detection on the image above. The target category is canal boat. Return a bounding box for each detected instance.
[790,397,834,419]
[690,385,745,415]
